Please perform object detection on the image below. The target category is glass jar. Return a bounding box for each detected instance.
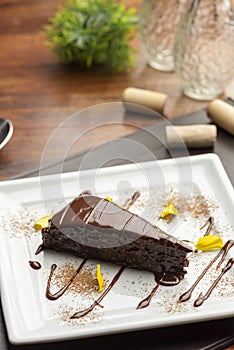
[138,0,187,71]
[174,0,234,100]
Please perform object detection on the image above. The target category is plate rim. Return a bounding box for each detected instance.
[0,153,234,344]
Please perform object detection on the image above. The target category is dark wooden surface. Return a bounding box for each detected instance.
[0,1,233,349]
[1,0,234,180]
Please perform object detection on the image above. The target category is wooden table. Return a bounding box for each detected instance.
[1,0,234,181]
[0,1,233,349]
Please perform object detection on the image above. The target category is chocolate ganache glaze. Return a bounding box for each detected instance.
[41,194,192,280]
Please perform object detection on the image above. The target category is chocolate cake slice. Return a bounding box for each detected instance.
[42,194,192,280]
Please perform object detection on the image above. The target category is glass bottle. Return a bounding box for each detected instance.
[174,0,234,100]
[138,0,187,71]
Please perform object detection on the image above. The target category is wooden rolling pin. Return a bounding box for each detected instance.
[207,99,234,135]
[166,124,217,148]
[122,87,167,115]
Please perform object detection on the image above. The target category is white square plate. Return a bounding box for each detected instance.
[0,154,233,344]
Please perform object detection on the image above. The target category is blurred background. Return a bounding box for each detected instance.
[1,0,234,180]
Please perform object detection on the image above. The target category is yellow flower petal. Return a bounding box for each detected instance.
[96,264,104,293]
[34,210,54,231]
[105,196,123,208]
[106,196,114,203]
[196,235,224,251]
[161,201,178,220]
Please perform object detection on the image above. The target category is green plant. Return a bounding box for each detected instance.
[43,0,138,72]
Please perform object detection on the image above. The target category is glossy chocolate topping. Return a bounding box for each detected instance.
[51,195,190,248]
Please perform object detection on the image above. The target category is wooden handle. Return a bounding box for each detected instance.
[207,99,234,136]
[122,87,167,115]
[166,124,217,148]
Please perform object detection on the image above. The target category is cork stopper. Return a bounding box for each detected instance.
[122,87,167,115]
[166,124,217,149]
[207,99,234,136]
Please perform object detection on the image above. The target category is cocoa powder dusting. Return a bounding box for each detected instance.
[52,263,98,295]
[170,192,216,219]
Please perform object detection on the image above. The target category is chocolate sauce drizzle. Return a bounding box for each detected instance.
[201,216,214,236]
[35,243,45,255]
[46,258,87,301]
[137,274,162,309]
[137,283,160,310]
[29,261,41,270]
[194,258,234,307]
[70,266,125,319]
[179,240,234,305]
[158,274,180,287]
[123,191,140,210]
[137,273,180,309]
